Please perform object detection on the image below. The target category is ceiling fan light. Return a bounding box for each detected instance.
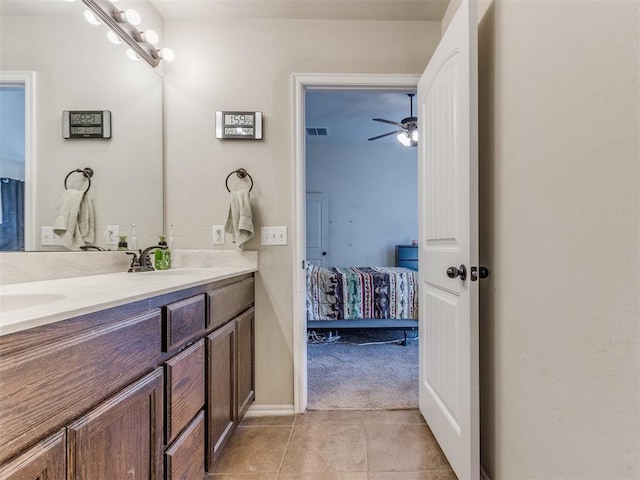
[411,129,418,142]
[397,132,411,147]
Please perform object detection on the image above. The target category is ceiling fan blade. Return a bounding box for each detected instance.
[368,130,402,141]
[372,118,405,128]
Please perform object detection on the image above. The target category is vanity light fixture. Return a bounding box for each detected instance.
[79,0,173,68]
[133,29,159,45]
[113,8,141,26]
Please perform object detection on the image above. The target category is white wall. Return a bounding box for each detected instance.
[306,141,417,266]
[163,18,441,405]
[477,0,640,477]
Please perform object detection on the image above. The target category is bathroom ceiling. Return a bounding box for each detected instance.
[149,0,449,22]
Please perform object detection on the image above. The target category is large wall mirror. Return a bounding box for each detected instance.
[0,0,164,251]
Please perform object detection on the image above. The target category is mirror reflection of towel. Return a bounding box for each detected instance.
[53,189,95,250]
[224,189,254,248]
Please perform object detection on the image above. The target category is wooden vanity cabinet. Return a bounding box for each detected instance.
[236,307,256,420]
[0,273,255,480]
[67,368,164,480]
[206,277,255,470]
[0,429,66,480]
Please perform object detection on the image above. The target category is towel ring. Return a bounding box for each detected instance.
[225,168,253,192]
[64,167,93,194]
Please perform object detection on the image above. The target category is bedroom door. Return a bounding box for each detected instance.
[417,1,479,479]
[306,193,329,266]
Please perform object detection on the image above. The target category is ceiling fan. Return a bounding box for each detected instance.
[368,93,418,147]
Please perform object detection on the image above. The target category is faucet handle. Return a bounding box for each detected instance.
[126,251,140,272]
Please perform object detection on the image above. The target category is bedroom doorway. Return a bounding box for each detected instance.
[294,75,419,412]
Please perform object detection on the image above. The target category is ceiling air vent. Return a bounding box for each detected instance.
[306,127,329,136]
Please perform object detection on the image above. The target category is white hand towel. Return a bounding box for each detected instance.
[53,189,96,250]
[224,189,254,248]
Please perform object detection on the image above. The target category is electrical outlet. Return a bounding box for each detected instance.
[212,225,225,245]
[104,225,119,245]
[41,226,62,245]
[261,226,288,245]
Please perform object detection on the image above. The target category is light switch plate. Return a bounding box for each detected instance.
[41,226,62,245]
[261,226,287,245]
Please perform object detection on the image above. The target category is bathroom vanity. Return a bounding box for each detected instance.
[0,258,257,479]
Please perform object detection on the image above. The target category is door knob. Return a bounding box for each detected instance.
[322,251,327,256]
[446,265,467,281]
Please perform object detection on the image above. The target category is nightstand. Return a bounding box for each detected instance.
[395,244,418,271]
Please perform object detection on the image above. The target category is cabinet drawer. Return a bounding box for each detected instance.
[165,411,205,480]
[163,294,206,352]
[208,277,254,330]
[165,339,205,444]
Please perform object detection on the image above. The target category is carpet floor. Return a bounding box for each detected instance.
[307,330,418,411]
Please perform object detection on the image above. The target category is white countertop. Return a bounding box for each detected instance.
[0,254,258,336]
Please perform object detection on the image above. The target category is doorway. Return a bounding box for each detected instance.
[304,87,419,410]
[292,73,420,413]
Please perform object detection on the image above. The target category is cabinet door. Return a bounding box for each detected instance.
[236,307,255,421]
[67,368,164,480]
[206,321,236,469]
[0,429,65,480]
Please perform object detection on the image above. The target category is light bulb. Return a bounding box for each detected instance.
[126,48,140,61]
[411,129,418,142]
[84,10,101,25]
[107,30,121,44]
[160,47,175,62]
[125,9,141,25]
[397,132,411,147]
[144,29,159,45]
[114,9,141,26]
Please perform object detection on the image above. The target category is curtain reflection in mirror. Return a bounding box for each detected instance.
[0,178,25,251]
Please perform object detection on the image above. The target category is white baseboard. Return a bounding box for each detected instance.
[481,465,491,480]
[245,404,296,417]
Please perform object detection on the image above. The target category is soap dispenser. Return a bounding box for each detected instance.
[154,235,171,270]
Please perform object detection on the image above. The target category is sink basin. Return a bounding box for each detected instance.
[0,293,67,312]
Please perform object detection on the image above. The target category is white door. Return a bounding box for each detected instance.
[306,193,329,266]
[417,1,479,479]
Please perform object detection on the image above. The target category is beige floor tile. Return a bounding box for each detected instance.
[212,426,292,475]
[365,424,451,472]
[207,474,277,480]
[241,415,296,427]
[295,410,365,425]
[278,473,368,480]
[361,410,427,425]
[368,471,457,480]
[280,424,367,473]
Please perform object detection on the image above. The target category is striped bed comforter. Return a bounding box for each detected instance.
[306,265,418,321]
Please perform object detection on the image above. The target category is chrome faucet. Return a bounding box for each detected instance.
[126,245,167,272]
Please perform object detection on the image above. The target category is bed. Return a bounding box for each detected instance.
[306,264,419,343]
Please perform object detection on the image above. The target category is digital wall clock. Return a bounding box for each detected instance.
[216,111,263,140]
[62,110,111,139]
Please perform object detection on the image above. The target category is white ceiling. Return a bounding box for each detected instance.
[305,89,418,145]
[149,0,449,22]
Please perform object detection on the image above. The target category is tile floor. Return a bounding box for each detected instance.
[207,410,457,480]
